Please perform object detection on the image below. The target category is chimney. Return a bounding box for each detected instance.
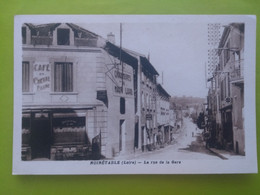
[107,32,115,44]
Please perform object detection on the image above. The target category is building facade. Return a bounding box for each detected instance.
[156,84,172,147]
[122,49,160,153]
[207,23,245,155]
[138,57,159,151]
[21,23,137,160]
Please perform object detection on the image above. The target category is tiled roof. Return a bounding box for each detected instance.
[157,84,171,98]
[66,23,99,38]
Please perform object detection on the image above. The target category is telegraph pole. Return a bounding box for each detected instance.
[120,23,123,89]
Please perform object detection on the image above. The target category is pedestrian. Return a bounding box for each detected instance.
[204,130,210,149]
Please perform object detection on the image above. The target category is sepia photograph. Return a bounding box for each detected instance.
[13,15,257,174]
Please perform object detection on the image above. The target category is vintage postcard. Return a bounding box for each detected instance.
[13,15,257,174]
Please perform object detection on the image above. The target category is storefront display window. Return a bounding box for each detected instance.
[52,116,86,145]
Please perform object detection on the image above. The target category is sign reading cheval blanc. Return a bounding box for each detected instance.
[33,62,51,92]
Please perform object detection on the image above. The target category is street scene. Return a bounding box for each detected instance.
[124,117,220,160]
[20,21,245,161]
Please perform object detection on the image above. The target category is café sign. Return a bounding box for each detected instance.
[33,62,51,92]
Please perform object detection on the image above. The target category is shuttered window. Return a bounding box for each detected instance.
[22,61,30,92]
[120,97,125,114]
[54,62,73,92]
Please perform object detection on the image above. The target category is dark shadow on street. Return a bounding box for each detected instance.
[178,134,221,158]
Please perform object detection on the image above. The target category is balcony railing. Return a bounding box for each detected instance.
[31,36,53,46]
[74,38,97,47]
[30,36,98,47]
[230,59,244,83]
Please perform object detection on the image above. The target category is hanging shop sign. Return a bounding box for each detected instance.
[113,68,133,97]
[33,62,51,92]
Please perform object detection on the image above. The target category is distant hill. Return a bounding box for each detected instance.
[170,96,205,109]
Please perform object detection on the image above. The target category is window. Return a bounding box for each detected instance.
[22,114,31,146]
[120,97,125,114]
[227,77,230,97]
[57,29,70,45]
[54,62,73,92]
[146,93,149,108]
[22,27,26,44]
[52,117,86,144]
[22,62,30,92]
[221,80,224,101]
[224,41,230,66]
[141,92,144,108]
[149,95,151,109]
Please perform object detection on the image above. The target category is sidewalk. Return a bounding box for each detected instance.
[207,147,245,160]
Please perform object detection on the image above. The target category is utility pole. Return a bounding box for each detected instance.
[162,71,164,85]
[120,23,123,89]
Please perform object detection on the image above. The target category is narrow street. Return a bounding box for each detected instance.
[130,117,220,160]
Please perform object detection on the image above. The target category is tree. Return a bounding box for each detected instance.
[197,112,205,129]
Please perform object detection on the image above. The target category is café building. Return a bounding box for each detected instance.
[21,23,136,160]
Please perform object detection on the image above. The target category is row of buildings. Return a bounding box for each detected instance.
[21,23,180,160]
[206,23,245,155]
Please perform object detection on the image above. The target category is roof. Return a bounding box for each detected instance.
[123,48,159,76]
[66,23,99,38]
[24,23,99,39]
[25,23,61,36]
[24,23,159,72]
[157,84,171,98]
[104,41,138,69]
[140,56,159,76]
[217,23,244,55]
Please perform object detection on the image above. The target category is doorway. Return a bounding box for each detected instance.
[134,122,139,148]
[119,120,126,153]
[222,110,233,150]
[31,114,51,159]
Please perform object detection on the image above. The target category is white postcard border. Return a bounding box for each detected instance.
[13,15,257,175]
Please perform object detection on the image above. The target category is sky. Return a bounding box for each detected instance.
[79,23,209,98]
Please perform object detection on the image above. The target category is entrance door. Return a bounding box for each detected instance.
[119,120,126,153]
[134,122,139,148]
[223,111,233,149]
[226,111,233,145]
[31,114,51,159]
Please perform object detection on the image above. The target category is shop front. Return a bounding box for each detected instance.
[21,109,92,160]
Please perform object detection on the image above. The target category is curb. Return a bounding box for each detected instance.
[207,148,228,160]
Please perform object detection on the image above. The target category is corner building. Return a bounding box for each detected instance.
[207,23,245,155]
[217,23,245,154]
[21,23,136,160]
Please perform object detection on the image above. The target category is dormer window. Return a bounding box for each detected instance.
[22,27,27,44]
[57,29,70,45]
[78,32,82,38]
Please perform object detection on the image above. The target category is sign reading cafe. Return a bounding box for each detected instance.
[33,62,51,92]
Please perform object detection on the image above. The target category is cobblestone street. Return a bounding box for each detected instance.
[129,118,220,160]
